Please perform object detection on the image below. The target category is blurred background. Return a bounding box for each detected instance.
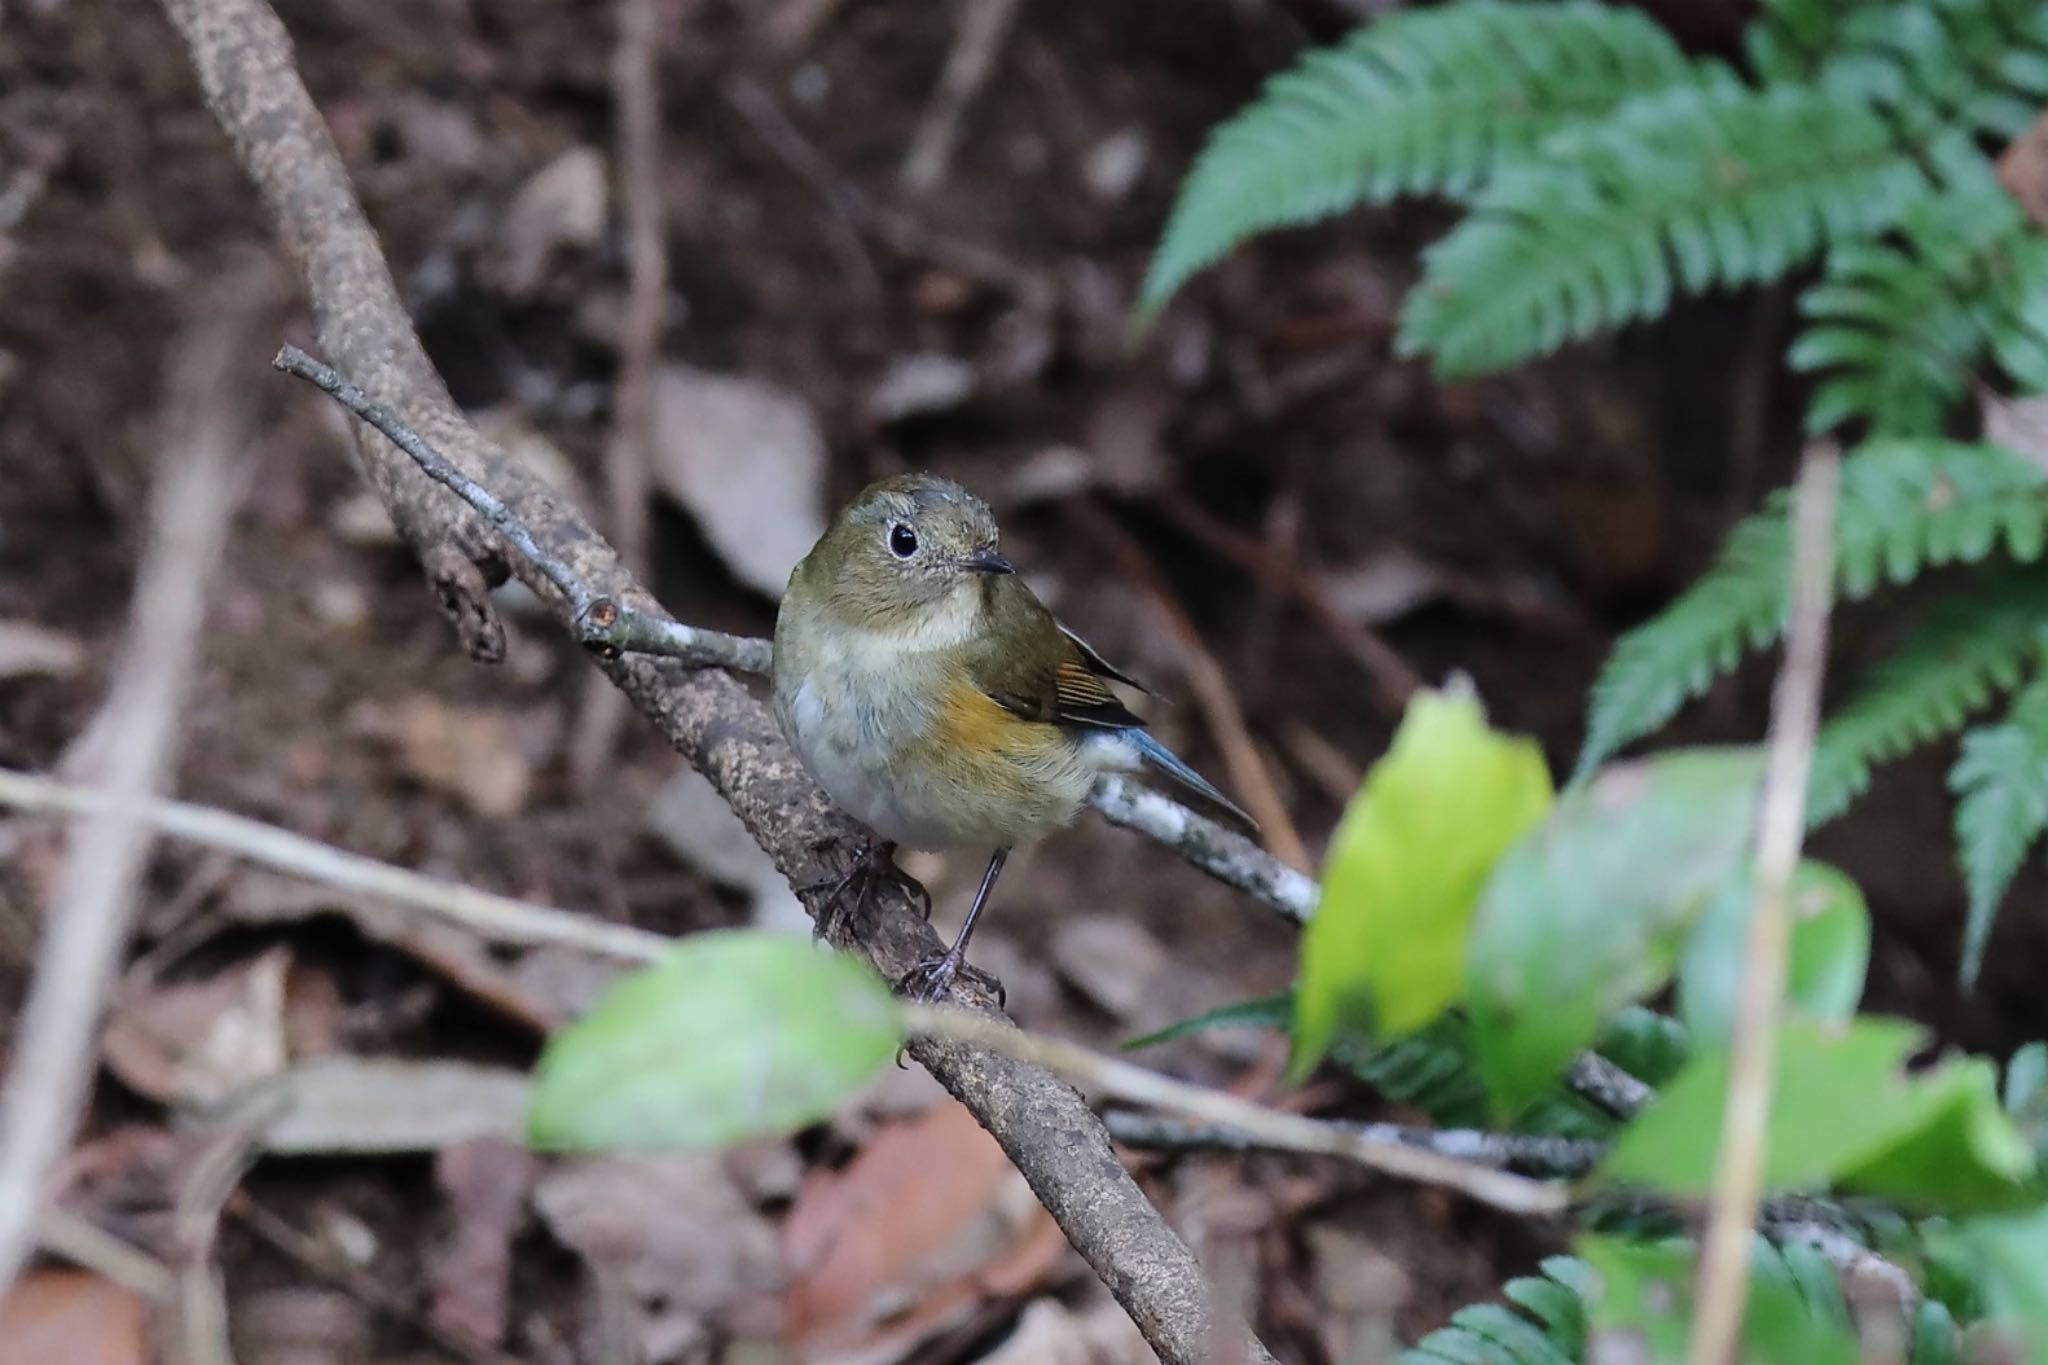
[0,0,2032,1360]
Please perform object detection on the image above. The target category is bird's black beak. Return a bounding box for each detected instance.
[961,548,1015,575]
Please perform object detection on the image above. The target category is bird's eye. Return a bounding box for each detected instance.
[888,523,919,558]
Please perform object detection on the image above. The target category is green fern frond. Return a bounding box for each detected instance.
[1808,570,2048,824]
[1401,1242,1959,1364]
[1579,440,2048,778]
[1744,0,1899,83]
[1950,672,2048,985]
[1808,0,2048,142]
[1789,176,2048,436]
[1401,1256,1591,1364]
[1791,241,1989,435]
[1397,83,1929,378]
[1137,1,1707,319]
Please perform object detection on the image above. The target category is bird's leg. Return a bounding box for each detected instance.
[898,848,1009,1006]
[799,839,931,939]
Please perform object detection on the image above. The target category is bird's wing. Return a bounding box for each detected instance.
[966,590,1146,732]
[1057,624,1152,697]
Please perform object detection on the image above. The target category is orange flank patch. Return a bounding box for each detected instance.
[933,677,1065,789]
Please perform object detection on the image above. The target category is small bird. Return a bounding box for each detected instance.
[773,472,1255,1001]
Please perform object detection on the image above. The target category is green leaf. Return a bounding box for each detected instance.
[1923,1208,2048,1358]
[2003,1041,2048,1155]
[1603,1017,2034,1208]
[1677,861,1871,1048]
[1466,748,1762,1116]
[1594,1006,1694,1091]
[527,930,902,1152]
[1949,673,2048,987]
[1293,687,1553,1074]
[1578,1236,1859,1365]
[1137,0,1706,320]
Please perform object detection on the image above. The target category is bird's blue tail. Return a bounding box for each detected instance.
[1124,730,1260,835]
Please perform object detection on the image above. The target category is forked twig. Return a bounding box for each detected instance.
[272,346,772,674]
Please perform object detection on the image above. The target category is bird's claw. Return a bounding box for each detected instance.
[896,950,1005,1008]
[798,840,930,938]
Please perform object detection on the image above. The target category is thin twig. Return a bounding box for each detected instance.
[1075,500,1312,871]
[1152,489,1422,715]
[899,0,1022,193]
[1103,1112,1607,1177]
[1689,445,1841,1365]
[0,310,245,1294]
[722,75,1046,303]
[0,768,670,964]
[173,1123,263,1365]
[229,1196,524,1365]
[1566,1051,1653,1120]
[272,346,773,674]
[1088,777,1317,922]
[570,0,672,791]
[905,1005,1570,1214]
[35,1207,178,1303]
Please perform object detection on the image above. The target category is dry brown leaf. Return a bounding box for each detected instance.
[48,1126,194,1257]
[650,365,827,599]
[256,1058,531,1155]
[384,695,535,818]
[229,1286,370,1365]
[430,1138,537,1346]
[1998,109,2048,229]
[975,1296,1152,1365]
[102,946,291,1108]
[0,1270,151,1365]
[222,870,580,1032]
[645,767,808,934]
[535,1154,783,1357]
[784,1099,1065,1361]
[491,145,607,295]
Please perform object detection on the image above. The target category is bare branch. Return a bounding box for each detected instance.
[907,1006,1572,1214]
[1689,445,1840,1365]
[0,302,245,1292]
[160,0,515,657]
[163,1,1258,1354]
[1089,777,1317,921]
[1104,1111,1606,1178]
[272,347,773,674]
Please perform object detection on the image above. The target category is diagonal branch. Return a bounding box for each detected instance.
[157,0,1264,1355]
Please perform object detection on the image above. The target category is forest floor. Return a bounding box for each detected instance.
[0,0,2040,1361]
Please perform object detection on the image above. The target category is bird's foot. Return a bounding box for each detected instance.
[799,840,930,939]
[896,949,1005,1008]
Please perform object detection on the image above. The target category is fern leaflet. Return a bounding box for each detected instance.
[1792,165,2048,435]
[1809,0,2048,142]
[1745,0,1902,83]
[1807,569,2048,823]
[1137,1,1706,319]
[1397,83,1929,378]
[1579,440,2048,778]
[1401,1241,1960,1364]
[1950,672,2048,985]
[1791,240,1991,435]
